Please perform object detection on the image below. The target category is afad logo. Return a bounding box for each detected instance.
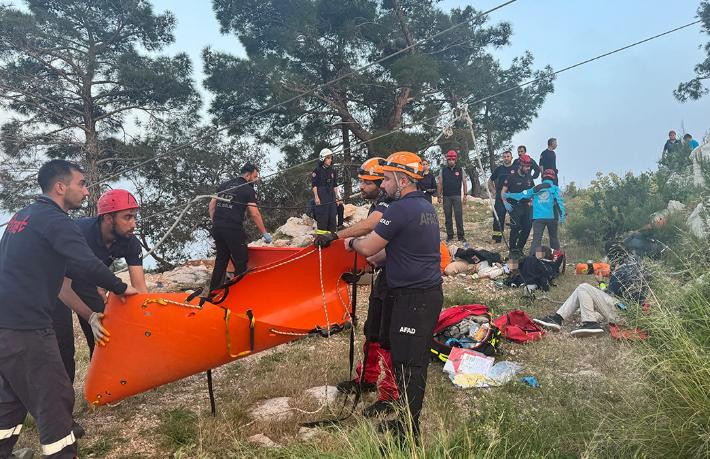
[6,214,29,234]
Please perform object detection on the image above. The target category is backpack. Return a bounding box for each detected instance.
[431,304,501,361]
[492,310,545,343]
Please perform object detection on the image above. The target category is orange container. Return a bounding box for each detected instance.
[575,262,611,277]
[85,241,365,406]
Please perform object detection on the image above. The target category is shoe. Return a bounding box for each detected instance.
[336,379,376,395]
[458,237,467,243]
[363,399,396,418]
[72,421,86,439]
[533,313,563,331]
[570,322,604,337]
[493,236,502,243]
[446,237,454,242]
[10,448,34,459]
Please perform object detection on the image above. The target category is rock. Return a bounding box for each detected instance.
[304,385,338,405]
[276,216,314,238]
[249,397,293,421]
[342,204,359,220]
[298,426,321,442]
[687,202,709,239]
[651,200,687,226]
[345,205,369,226]
[247,433,281,448]
[117,260,212,292]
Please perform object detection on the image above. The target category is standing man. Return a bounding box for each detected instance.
[312,148,340,232]
[662,130,681,156]
[539,138,558,185]
[208,163,271,291]
[512,145,540,181]
[488,150,516,243]
[316,158,399,417]
[502,154,535,258]
[0,159,136,458]
[52,189,148,383]
[345,151,442,442]
[437,150,467,242]
[417,159,437,203]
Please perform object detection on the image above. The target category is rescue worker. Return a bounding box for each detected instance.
[311,148,340,232]
[437,150,467,242]
[512,145,540,181]
[51,189,148,383]
[315,157,399,417]
[0,159,137,458]
[416,159,437,203]
[208,163,271,291]
[501,154,535,258]
[488,150,516,243]
[345,151,442,441]
[505,169,566,255]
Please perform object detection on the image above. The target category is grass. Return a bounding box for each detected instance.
[10,199,709,457]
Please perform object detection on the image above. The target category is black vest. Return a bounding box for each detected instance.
[441,166,464,196]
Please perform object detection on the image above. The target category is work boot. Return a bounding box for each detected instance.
[10,448,34,459]
[335,379,376,395]
[493,235,502,243]
[72,421,86,439]
[533,313,563,331]
[363,399,396,418]
[571,322,604,337]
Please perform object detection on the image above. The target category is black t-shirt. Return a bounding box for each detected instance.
[503,173,534,201]
[539,149,557,172]
[490,164,516,198]
[65,216,143,303]
[368,196,390,216]
[213,177,257,229]
[417,172,437,196]
[374,191,441,289]
[512,157,541,180]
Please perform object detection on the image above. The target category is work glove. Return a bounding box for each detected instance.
[262,232,273,244]
[314,231,338,248]
[89,312,110,346]
[504,202,513,213]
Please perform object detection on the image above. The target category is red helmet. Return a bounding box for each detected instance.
[446,150,458,160]
[542,169,557,180]
[518,154,532,166]
[97,189,139,216]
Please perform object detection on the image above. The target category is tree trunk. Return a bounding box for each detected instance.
[341,122,352,197]
[83,130,101,216]
[484,102,496,171]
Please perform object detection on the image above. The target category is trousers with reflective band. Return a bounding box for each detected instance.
[0,329,76,458]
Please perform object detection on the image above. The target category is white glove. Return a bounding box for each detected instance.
[89,312,110,346]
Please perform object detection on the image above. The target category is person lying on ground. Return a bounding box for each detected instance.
[533,255,647,337]
[504,246,561,292]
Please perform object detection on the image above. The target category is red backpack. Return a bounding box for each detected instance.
[431,304,501,361]
[493,310,545,343]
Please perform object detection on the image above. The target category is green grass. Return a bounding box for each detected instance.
[157,408,198,451]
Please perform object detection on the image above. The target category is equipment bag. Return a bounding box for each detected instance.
[431,304,501,361]
[492,310,545,343]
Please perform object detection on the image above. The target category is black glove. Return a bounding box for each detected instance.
[314,231,338,248]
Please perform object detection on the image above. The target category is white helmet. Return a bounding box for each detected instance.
[319,148,334,161]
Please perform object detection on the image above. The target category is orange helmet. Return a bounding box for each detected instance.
[358,157,385,181]
[381,151,423,180]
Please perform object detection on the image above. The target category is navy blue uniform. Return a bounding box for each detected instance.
[52,217,142,381]
[504,172,535,256]
[0,196,127,458]
[373,190,443,438]
[210,177,257,290]
[439,166,466,241]
[311,164,338,232]
[416,172,437,202]
[489,163,516,240]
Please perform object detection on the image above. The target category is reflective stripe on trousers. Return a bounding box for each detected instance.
[41,431,76,456]
[0,424,22,439]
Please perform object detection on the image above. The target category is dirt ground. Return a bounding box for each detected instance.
[14,199,643,457]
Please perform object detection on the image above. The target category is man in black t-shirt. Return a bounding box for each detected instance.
[539,137,558,185]
[502,154,535,257]
[208,163,271,291]
[488,150,516,243]
[53,189,148,382]
[512,145,540,181]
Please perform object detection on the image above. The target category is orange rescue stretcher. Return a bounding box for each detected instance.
[84,240,364,406]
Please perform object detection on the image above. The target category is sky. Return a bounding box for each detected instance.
[1,0,709,227]
[148,0,710,188]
